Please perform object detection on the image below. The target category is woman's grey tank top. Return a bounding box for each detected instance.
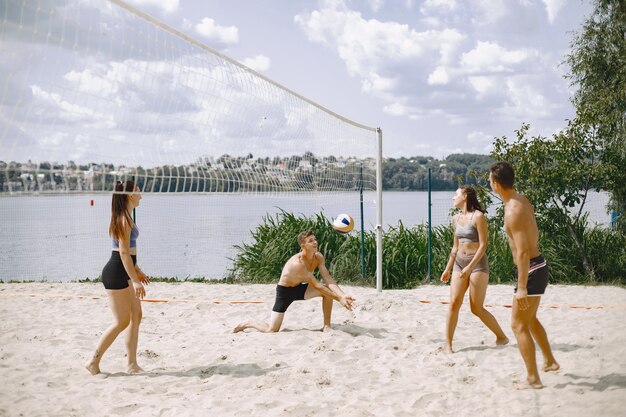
[455,212,479,243]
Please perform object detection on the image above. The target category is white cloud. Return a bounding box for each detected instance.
[361,72,397,95]
[428,66,450,85]
[420,0,458,14]
[383,102,446,120]
[467,75,497,98]
[420,16,442,28]
[291,0,577,154]
[466,130,493,144]
[437,29,467,65]
[471,0,507,26]
[294,2,465,98]
[242,55,271,72]
[368,0,385,13]
[0,0,587,164]
[39,132,66,148]
[41,53,367,161]
[295,4,466,65]
[460,41,533,74]
[195,18,239,44]
[64,68,119,98]
[31,85,116,129]
[383,102,410,116]
[182,18,193,31]
[496,76,557,120]
[542,0,567,24]
[438,136,491,154]
[126,0,179,14]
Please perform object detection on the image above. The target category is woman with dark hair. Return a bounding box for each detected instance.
[86,180,149,375]
[440,185,508,353]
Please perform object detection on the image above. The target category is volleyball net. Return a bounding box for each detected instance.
[0,0,382,282]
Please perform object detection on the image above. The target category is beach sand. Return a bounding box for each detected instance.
[1,283,625,417]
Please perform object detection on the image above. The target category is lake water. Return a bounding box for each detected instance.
[0,191,611,281]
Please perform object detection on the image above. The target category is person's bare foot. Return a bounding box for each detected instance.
[496,337,510,346]
[543,361,560,372]
[85,361,100,376]
[127,364,144,374]
[233,324,246,333]
[514,376,544,390]
[444,343,453,354]
[322,325,332,332]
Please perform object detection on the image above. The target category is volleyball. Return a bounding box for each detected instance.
[332,213,355,234]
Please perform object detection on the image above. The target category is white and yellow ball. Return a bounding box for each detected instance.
[332,213,355,234]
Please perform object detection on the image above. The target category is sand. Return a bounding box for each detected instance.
[1,282,625,417]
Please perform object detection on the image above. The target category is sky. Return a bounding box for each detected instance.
[0,0,593,165]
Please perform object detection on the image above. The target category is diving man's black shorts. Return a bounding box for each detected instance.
[272,284,308,313]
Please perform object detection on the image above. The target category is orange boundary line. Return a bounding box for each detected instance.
[142,299,264,304]
[0,292,264,304]
[1,292,624,309]
[417,299,626,309]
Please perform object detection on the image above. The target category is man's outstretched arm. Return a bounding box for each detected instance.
[315,253,355,310]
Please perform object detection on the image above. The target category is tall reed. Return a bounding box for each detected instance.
[227,210,625,287]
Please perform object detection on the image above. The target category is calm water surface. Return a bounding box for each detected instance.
[0,191,609,281]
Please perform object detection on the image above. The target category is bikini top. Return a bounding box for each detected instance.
[112,224,139,249]
[455,212,478,243]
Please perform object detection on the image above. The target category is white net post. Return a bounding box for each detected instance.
[376,128,383,292]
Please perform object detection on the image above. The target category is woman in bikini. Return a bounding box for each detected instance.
[85,180,150,375]
[440,185,508,353]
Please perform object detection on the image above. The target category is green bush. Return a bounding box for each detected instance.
[485,224,516,284]
[226,210,359,283]
[227,210,625,288]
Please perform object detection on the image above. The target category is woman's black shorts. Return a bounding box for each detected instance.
[102,251,137,290]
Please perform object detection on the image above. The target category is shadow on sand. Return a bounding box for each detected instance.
[333,323,389,339]
[455,345,498,353]
[554,373,626,392]
[107,362,284,379]
[280,323,389,339]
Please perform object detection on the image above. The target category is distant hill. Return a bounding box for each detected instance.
[383,153,494,191]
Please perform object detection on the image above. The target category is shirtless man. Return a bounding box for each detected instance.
[233,230,355,333]
[489,162,560,389]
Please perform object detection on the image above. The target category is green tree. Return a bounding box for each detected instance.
[565,0,626,230]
